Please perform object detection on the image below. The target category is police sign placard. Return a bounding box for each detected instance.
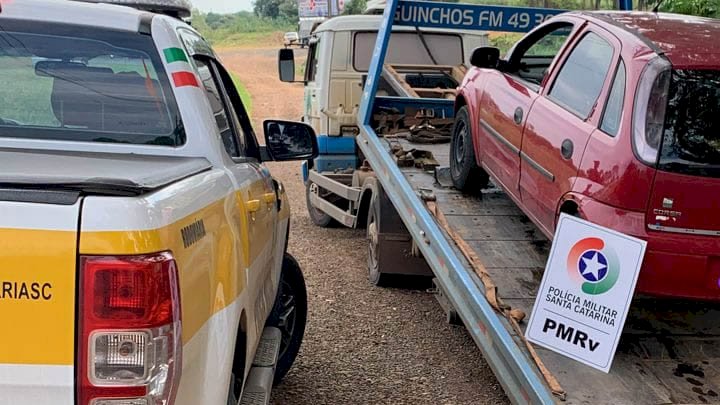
[526,214,647,373]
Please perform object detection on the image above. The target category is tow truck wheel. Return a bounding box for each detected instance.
[268,254,307,385]
[306,181,335,227]
[450,106,489,193]
[367,193,391,286]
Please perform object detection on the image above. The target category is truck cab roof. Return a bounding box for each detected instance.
[313,14,488,36]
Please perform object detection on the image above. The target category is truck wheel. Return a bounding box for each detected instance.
[268,254,307,385]
[306,181,335,227]
[367,193,391,286]
[450,106,489,193]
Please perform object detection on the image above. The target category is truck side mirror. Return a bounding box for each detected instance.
[262,119,319,161]
[470,47,500,69]
[278,49,296,83]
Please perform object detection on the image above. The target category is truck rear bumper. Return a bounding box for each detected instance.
[0,364,73,405]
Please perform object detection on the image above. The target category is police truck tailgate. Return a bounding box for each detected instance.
[0,199,80,404]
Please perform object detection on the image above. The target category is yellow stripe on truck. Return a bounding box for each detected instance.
[79,189,269,344]
[0,229,76,365]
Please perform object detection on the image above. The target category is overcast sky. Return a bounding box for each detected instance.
[191,0,252,13]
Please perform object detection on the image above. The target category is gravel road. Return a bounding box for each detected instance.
[219,46,509,405]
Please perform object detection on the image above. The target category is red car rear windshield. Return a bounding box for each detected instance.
[0,21,185,146]
[659,70,720,177]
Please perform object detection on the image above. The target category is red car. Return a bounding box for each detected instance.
[452,11,720,300]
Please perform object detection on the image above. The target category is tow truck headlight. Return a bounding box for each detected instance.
[340,125,360,137]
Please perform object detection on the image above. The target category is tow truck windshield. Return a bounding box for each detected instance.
[353,32,463,71]
[0,21,185,146]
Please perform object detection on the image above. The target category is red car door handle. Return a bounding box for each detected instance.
[561,139,574,159]
[514,107,523,124]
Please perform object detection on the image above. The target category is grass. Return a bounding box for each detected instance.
[210,31,286,49]
[2,60,59,126]
[230,72,253,116]
[193,11,295,49]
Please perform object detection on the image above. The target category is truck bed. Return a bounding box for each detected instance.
[0,149,211,198]
[395,138,720,404]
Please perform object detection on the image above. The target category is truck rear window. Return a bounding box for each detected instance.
[0,21,184,146]
[659,69,720,177]
[353,32,463,72]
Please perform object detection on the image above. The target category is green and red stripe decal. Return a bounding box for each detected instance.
[164,47,199,88]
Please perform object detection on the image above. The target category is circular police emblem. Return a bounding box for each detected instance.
[578,250,608,283]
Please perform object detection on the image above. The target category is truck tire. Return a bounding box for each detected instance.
[450,106,489,193]
[305,181,335,227]
[268,254,307,385]
[366,192,391,286]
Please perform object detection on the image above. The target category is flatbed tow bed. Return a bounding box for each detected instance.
[354,1,720,403]
[394,138,720,404]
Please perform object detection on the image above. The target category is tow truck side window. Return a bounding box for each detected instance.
[305,40,320,82]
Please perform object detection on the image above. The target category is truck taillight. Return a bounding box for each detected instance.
[78,252,182,405]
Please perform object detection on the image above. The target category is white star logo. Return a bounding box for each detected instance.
[581,251,607,281]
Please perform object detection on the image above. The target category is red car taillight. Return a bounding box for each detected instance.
[78,252,182,405]
[632,55,671,166]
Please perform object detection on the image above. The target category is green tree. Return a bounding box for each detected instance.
[254,0,298,19]
[343,0,367,14]
[659,0,719,17]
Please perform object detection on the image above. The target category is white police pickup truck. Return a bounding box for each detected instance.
[0,1,315,404]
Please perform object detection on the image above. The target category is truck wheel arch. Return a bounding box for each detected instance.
[454,93,467,113]
[356,178,378,229]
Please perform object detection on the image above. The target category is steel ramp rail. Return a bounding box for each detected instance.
[356,1,564,402]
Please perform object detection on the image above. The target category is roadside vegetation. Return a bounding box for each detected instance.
[192,11,295,47]
[230,73,253,116]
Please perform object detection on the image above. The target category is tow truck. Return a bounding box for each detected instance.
[282,0,720,403]
[0,1,313,404]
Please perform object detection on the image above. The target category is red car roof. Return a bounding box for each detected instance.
[587,11,720,69]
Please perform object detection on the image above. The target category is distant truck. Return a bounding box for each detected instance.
[298,17,326,47]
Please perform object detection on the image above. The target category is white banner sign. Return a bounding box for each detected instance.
[526,214,647,372]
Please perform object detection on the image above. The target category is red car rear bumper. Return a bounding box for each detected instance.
[576,196,720,301]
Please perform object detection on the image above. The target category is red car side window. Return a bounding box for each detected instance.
[507,23,573,88]
[600,60,626,136]
[548,32,614,119]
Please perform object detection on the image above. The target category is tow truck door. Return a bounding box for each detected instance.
[0,198,79,404]
[304,36,324,131]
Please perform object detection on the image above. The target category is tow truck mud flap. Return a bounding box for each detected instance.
[0,199,79,404]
